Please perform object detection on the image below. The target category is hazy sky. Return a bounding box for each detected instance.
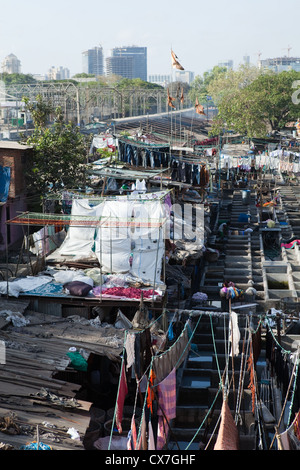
[0,0,299,78]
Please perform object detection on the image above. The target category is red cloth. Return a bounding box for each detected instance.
[214,399,239,450]
[115,361,128,433]
[101,287,158,299]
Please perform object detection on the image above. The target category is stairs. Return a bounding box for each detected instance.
[169,314,258,450]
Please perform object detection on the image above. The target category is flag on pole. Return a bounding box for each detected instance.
[180,87,184,104]
[167,88,176,108]
[171,50,184,70]
[195,97,205,115]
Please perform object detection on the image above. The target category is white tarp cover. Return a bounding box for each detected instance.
[55,199,103,260]
[50,196,166,283]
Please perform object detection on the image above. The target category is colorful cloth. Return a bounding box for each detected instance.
[156,368,177,450]
[214,399,239,450]
[281,240,300,249]
[115,361,128,433]
[127,415,137,450]
[147,369,156,414]
[93,286,158,299]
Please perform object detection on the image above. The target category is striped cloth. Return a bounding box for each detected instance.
[156,367,176,450]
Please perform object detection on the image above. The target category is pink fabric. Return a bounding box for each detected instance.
[93,286,158,299]
[156,368,177,450]
[214,399,239,450]
[115,361,128,433]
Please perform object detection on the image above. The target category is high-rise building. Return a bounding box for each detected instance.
[82,46,104,76]
[174,70,195,84]
[106,46,147,81]
[258,56,300,73]
[1,53,21,74]
[148,74,171,86]
[47,66,70,80]
[218,60,233,70]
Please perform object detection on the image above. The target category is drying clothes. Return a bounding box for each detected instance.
[252,325,262,366]
[147,369,156,414]
[277,429,290,450]
[115,361,128,434]
[127,415,137,450]
[214,399,239,450]
[229,310,240,357]
[152,322,190,384]
[134,328,152,379]
[278,411,300,450]
[136,412,147,450]
[156,368,177,451]
[199,164,209,187]
[94,286,158,299]
[157,368,177,421]
[148,418,156,450]
[0,275,53,298]
[281,239,300,249]
[124,333,135,371]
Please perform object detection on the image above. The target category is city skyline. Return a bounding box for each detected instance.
[0,0,299,79]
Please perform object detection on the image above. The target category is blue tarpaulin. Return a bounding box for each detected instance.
[0,166,11,202]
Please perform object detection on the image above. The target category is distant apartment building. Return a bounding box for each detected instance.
[82,46,104,76]
[148,74,171,86]
[1,54,21,74]
[46,66,70,80]
[106,46,147,81]
[258,56,300,73]
[218,60,233,70]
[174,70,195,84]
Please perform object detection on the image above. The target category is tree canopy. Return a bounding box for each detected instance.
[22,96,90,197]
[0,73,37,85]
[207,66,300,137]
[189,66,227,105]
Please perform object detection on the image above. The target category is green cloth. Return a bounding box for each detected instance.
[66,351,88,371]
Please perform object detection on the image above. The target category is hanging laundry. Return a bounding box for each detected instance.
[152,322,190,383]
[229,310,240,357]
[278,411,300,450]
[156,368,177,450]
[124,332,135,371]
[115,360,128,433]
[134,328,152,379]
[199,164,209,187]
[148,417,156,450]
[247,349,255,414]
[136,412,147,450]
[127,415,137,450]
[214,398,239,450]
[147,369,156,414]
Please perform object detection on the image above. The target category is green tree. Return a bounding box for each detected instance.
[207,66,300,137]
[189,66,227,105]
[23,98,90,197]
[0,72,37,85]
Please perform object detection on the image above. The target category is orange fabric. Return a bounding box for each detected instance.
[247,349,255,414]
[146,369,156,414]
[214,399,239,450]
